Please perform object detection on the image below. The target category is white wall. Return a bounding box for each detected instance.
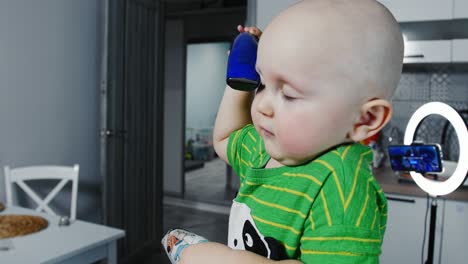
[0,0,102,222]
[185,42,230,139]
[256,0,299,29]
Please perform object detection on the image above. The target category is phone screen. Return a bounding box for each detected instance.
[388,145,442,173]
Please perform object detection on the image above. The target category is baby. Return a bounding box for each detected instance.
[162,0,403,263]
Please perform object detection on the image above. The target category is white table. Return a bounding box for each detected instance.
[0,206,125,264]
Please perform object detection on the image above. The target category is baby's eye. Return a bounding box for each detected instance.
[282,91,296,101]
[281,85,301,101]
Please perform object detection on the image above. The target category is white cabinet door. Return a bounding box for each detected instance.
[404,40,452,63]
[380,195,443,264]
[453,0,468,18]
[378,0,453,22]
[440,200,468,264]
[452,39,468,62]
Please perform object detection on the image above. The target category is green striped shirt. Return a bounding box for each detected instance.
[227,124,387,263]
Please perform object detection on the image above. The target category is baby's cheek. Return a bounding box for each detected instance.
[277,120,314,156]
[280,137,311,157]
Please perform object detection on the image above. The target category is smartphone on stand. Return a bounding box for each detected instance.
[387,144,443,174]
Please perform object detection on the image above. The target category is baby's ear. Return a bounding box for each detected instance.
[347,99,392,142]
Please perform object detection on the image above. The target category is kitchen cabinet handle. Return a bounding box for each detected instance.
[386,196,416,203]
[404,54,425,58]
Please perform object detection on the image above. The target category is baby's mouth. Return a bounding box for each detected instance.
[260,127,274,137]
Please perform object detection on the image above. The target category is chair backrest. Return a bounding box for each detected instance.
[4,165,79,221]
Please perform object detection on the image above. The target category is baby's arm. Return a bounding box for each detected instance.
[181,242,302,264]
[213,25,261,165]
[212,86,254,164]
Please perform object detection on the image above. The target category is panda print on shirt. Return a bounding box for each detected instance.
[228,201,288,260]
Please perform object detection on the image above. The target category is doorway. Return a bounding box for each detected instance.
[184,41,237,205]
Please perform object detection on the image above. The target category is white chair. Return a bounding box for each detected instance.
[4,165,79,221]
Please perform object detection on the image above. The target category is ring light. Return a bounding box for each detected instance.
[404,102,468,196]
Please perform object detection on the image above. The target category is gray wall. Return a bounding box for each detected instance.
[0,0,102,222]
[163,19,185,195]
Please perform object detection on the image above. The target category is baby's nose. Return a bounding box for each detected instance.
[256,94,274,117]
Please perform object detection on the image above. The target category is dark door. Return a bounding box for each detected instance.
[101,0,165,262]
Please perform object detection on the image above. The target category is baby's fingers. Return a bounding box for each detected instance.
[245,27,262,37]
[237,25,262,38]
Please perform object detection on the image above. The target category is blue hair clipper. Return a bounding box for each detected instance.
[226,32,260,91]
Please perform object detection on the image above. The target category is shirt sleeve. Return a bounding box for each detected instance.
[298,186,383,264]
[297,146,385,264]
[298,222,382,264]
[227,124,265,182]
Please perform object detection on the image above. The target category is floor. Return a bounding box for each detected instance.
[148,203,230,264]
[149,158,233,263]
[184,158,238,206]
[162,203,230,243]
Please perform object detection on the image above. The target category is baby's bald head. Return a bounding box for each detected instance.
[258,0,403,102]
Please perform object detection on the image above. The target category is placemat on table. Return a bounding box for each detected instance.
[0,214,48,239]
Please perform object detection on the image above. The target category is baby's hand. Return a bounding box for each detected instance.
[227,25,263,56]
[161,228,209,264]
[237,25,263,38]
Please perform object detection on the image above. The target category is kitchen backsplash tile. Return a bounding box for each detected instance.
[430,66,450,101]
[448,73,468,101]
[394,72,431,100]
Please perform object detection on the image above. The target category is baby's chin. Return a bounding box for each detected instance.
[268,152,317,167]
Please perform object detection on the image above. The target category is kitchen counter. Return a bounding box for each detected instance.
[373,167,468,202]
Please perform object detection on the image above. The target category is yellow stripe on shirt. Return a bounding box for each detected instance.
[341,145,352,161]
[345,151,371,210]
[356,177,373,227]
[247,131,257,142]
[242,143,252,154]
[252,215,301,235]
[320,191,332,226]
[309,210,316,230]
[301,250,363,256]
[240,158,250,167]
[315,160,345,208]
[371,207,378,230]
[301,236,381,243]
[331,150,342,159]
[230,130,242,162]
[282,242,297,252]
[238,193,307,218]
[282,172,322,186]
[260,184,314,202]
